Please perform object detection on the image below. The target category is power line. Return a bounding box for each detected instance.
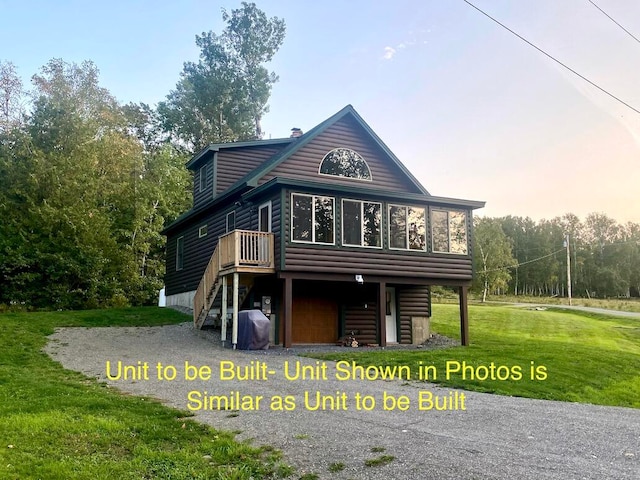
[588,0,640,45]
[484,248,565,273]
[484,238,640,274]
[462,0,640,116]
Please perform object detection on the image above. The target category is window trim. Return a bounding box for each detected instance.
[175,236,184,271]
[226,211,236,233]
[258,201,272,233]
[430,207,468,255]
[198,224,208,238]
[387,204,427,252]
[318,148,373,182]
[290,193,336,245]
[341,198,383,249]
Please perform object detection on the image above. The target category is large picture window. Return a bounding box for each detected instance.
[292,194,335,244]
[431,209,468,254]
[342,200,381,247]
[389,205,426,251]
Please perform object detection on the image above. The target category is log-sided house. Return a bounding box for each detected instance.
[162,105,485,348]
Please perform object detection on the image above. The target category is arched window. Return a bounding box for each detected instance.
[319,148,372,181]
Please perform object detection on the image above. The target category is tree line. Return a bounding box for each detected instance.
[0,3,285,309]
[473,213,640,301]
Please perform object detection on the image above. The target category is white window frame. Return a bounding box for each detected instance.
[198,224,207,238]
[431,208,468,255]
[258,201,272,233]
[388,204,427,252]
[290,193,335,245]
[341,199,382,249]
[175,236,184,271]
[226,211,236,233]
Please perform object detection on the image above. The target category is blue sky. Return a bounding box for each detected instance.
[3,0,640,223]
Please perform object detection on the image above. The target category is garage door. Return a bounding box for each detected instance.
[292,296,338,343]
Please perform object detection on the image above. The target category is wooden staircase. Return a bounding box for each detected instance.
[193,230,275,330]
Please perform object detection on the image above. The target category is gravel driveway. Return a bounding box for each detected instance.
[44,321,639,480]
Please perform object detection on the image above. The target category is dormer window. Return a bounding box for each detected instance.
[319,148,372,181]
[199,164,208,192]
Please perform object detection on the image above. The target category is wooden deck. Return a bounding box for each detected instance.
[193,230,275,330]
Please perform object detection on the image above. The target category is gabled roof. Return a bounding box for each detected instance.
[241,105,430,195]
[186,137,294,170]
[163,105,478,234]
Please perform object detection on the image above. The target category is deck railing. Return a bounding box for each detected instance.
[218,230,274,270]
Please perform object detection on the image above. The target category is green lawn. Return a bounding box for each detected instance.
[0,308,291,480]
[313,304,640,408]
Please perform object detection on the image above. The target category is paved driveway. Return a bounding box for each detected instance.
[44,323,639,480]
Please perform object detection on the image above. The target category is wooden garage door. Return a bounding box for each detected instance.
[292,296,338,343]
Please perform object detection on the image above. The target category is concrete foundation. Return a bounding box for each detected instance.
[411,316,431,345]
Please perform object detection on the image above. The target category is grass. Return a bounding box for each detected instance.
[482,294,640,313]
[364,455,395,467]
[0,307,292,480]
[312,304,640,408]
[433,291,640,313]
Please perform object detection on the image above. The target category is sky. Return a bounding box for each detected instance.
[2,0,639,224]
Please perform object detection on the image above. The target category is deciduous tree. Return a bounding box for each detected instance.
[473,217,516,302]
[157,2,285,152]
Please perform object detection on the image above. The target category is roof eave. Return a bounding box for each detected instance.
[242,177,484,209]
[185,138,294,170]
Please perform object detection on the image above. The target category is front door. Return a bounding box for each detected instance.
[385,287,397,343]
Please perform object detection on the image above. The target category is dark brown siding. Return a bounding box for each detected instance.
[165,201,253,296]
[285,246,472,281]
[193,158,214,208]
[259,116,423,194]
[344,304,377,345]
[397,286,431,344]
[216,146,285,195]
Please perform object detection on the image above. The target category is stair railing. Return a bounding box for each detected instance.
[193,243,220,327]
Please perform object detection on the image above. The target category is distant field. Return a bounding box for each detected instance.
[313,304,640,408]
[433,292,640,313]
[0,308,291,480]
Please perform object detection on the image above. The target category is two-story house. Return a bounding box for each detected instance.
[162,105,484,348]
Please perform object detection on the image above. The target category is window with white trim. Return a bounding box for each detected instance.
[176,236,184,270]
[198,225,207,238]
[389,205,426,251]
[342,199,382,247]
[226,211,235,233]
[431,209,468,254]
[258,201,272,233]
[291,194,335,244]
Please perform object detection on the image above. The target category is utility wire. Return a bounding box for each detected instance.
[483,248,565,273]
[588,0,640,45]
[483,238,639,274]
[462,0,640,116]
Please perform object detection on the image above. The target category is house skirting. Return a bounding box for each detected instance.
[166,290,196,309]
